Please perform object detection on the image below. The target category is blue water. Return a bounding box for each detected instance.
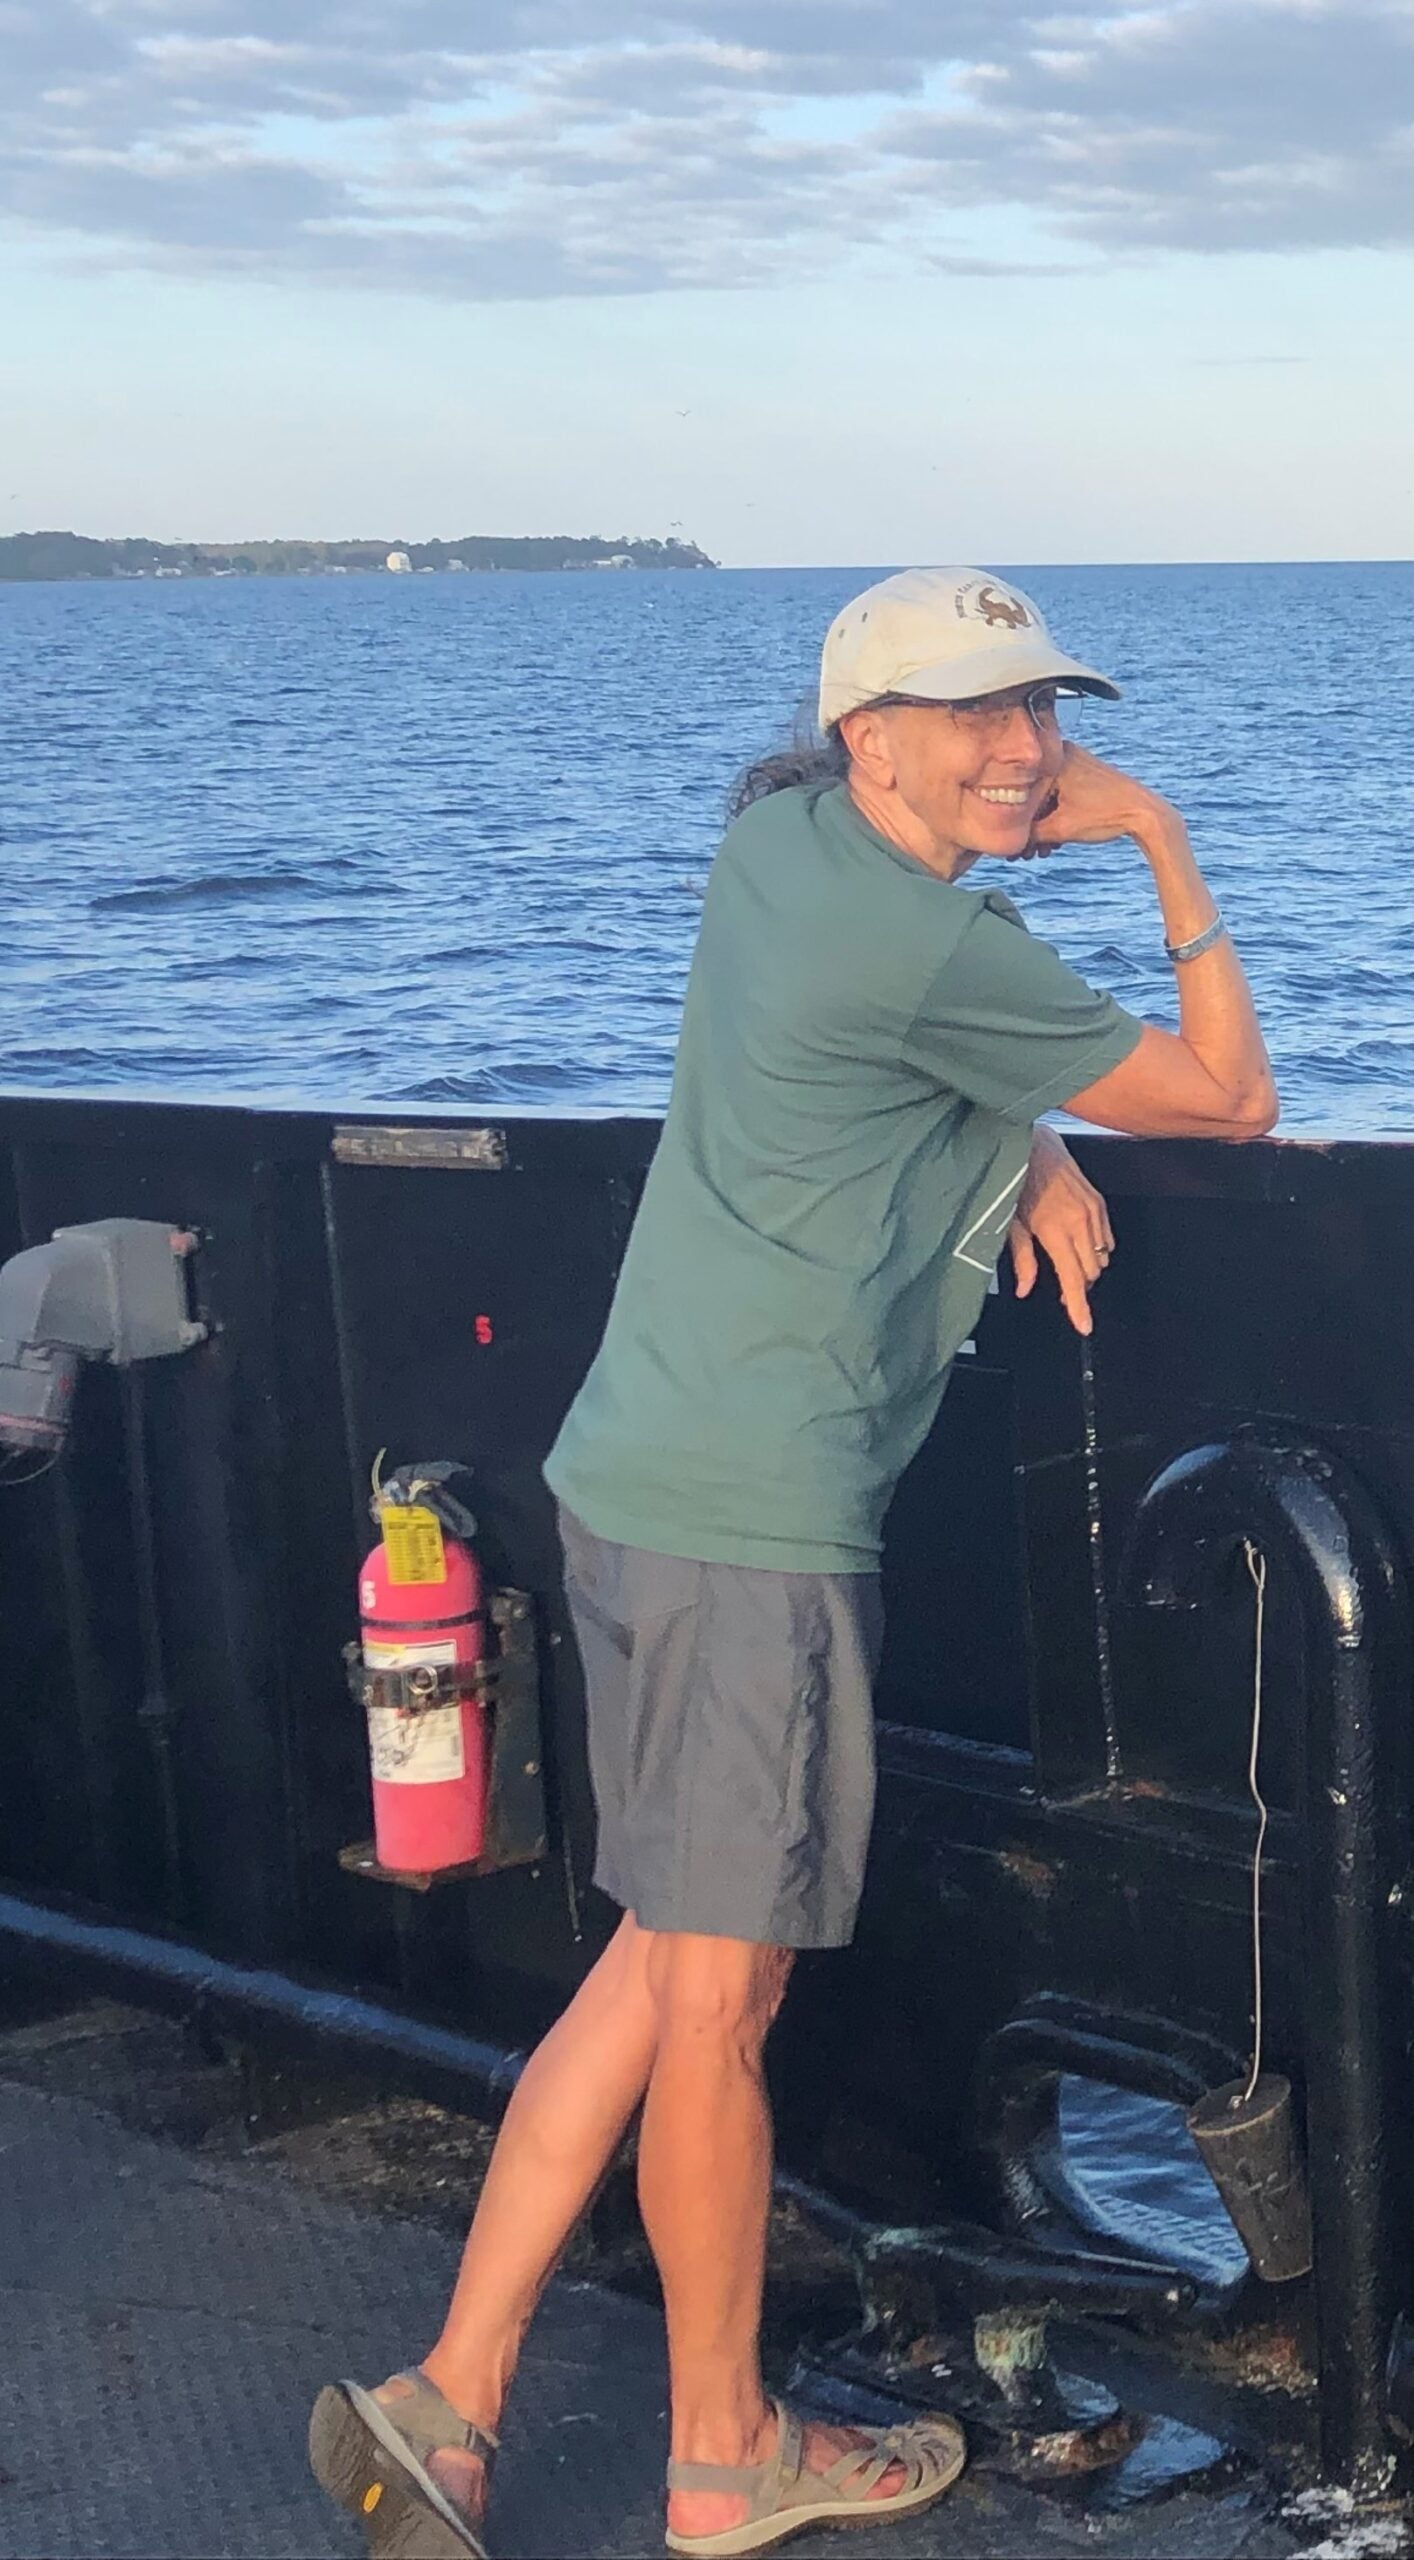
[1055,2079,1250,2289]
[2,561,1411,1132]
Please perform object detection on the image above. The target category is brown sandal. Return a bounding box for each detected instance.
[664,2398,966,2555]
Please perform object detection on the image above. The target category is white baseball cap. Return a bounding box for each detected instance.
[818,566,1120,731]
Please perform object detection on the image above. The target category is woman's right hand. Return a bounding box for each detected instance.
[1028,743,1174,853]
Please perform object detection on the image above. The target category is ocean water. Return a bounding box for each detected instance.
[1,559,1411,1132]
[1053,2078,1250,2290]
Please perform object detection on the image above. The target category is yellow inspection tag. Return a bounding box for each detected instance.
[380,1503,447,1587]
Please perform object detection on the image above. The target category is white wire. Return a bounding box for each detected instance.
[1241,1538,1268,2109]
[0,1447,60,1486]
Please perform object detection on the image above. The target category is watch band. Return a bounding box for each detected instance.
[1165,911,1227,965]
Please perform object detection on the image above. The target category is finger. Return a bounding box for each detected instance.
[1089,1200,1115,1257]
[1052,1245,1094,1337]
[1010,1223,1038,1298]
[1067,1229,1105,1284]
[1076,1189,1114,1262]
[1079,1182,1115,1254]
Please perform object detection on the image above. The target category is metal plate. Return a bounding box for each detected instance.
[331,1123,508,1170]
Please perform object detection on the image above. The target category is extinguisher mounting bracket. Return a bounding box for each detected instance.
[344,1648,495,1717]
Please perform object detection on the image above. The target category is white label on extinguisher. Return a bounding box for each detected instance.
[364,1640,465,1785]
[367,1702,466,1785]
[364,1639,458,1670]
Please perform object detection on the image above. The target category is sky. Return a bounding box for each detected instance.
[2,0,1412,564]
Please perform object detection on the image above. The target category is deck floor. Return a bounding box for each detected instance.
[0,1998,1327,2559]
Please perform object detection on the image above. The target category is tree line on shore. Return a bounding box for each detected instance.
[0,529,717,581]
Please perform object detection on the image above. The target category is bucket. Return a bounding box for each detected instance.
[1186,2073,1313,2284]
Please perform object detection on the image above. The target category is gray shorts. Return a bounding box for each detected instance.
[558,1506,882,1950]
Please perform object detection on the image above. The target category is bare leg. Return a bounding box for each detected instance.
[638,1932,904,2544]
[639,1935,789,2464]
[384,1912,659,2523]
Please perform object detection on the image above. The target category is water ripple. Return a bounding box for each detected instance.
[2,561,1412,1133]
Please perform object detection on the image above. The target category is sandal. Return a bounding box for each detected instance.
[664,2399,966,2556]
[309,2368,498,2558]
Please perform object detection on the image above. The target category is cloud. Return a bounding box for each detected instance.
[1,0,1410,298]
[880,2,1414,255]
[929,252,1082,277]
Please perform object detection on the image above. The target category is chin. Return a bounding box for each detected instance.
[963,831,1033,863]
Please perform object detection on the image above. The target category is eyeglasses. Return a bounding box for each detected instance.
[869,683,1083,738]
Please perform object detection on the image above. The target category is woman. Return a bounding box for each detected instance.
[311,566,1275,2560]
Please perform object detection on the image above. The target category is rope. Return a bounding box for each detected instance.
[1239,1537,1268,2108]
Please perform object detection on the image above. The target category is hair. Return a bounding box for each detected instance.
[728,698,849,819]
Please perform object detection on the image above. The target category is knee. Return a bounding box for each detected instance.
[647,1934,794,2058]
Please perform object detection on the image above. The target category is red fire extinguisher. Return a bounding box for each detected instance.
[356,1465,490,1874]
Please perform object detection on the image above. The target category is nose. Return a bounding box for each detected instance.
[992,700,1049,760]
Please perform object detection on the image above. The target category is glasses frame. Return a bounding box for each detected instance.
[863,681,1083,730]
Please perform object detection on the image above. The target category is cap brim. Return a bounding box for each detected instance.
[821,641,1121,730]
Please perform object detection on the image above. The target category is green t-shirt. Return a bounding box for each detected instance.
[545,782,1142,1570]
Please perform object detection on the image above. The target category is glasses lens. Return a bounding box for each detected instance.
[932,688,1087,737]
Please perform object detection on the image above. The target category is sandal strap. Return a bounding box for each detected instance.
[820,2444,901,2499]
[773,2406,804,2495]
[380,2370,500,2470]
[668,2405,964,2531]
[666,2403,801,2518]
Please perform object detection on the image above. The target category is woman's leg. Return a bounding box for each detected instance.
[636,1931,906,2545]
[390,1912,659,2520]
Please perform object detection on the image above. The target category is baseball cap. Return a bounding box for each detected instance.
[818,567,1120,731]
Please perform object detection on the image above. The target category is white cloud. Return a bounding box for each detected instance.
[1,0,1409,296]
[880,0,1414,251]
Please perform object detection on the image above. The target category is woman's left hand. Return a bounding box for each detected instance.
[1008,1124,1114,1336]
[1026,742,1171,853]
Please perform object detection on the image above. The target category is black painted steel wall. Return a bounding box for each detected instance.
[2,1095,1412,2220]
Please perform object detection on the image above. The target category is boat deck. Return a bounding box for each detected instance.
[0,1998,1323,2560]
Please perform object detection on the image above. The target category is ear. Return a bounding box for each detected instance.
[837,705,896,788]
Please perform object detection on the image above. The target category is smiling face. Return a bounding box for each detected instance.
[838,685,1068,878]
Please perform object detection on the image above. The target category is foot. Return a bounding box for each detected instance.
[372,2370,493,2534]
[666,2412,908,2543]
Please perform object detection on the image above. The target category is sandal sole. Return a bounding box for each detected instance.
[664,2437,966,2558]
[309,2384,489,2559]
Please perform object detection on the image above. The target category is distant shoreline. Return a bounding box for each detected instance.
[0,529,717,582]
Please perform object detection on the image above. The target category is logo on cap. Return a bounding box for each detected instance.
[954,577,1033,632]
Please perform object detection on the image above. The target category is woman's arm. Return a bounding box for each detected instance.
[1031,748,1278,1140]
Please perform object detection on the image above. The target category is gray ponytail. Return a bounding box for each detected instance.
[728,704,848,818]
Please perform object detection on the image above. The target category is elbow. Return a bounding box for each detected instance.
[1221,1073,1280,1140]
